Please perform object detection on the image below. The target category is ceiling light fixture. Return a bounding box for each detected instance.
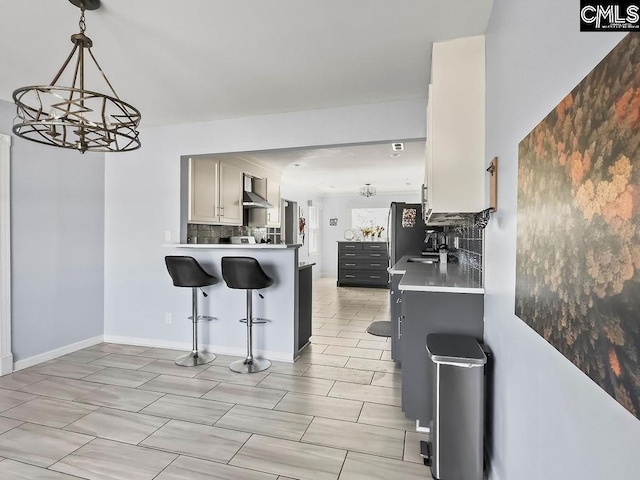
[12,0,141,153]
[359,183,377,198]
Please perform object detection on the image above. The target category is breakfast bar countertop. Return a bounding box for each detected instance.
[393,255,484,294]
[163,243,301,249]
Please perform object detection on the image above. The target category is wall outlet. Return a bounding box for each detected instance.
[164,230,172,242]
[165,312,172,324]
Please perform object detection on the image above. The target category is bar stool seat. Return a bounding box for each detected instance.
[222,256,274,373]
[165,256,218,366]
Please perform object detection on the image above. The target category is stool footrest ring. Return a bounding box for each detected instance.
[239,318,268,324]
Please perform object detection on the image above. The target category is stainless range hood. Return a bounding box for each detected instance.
[243,175,272,209]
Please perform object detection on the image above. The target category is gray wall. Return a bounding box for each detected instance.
[484,2,639,479]
[0,100,105,363]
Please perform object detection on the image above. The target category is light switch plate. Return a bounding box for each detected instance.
[164,230,172,241]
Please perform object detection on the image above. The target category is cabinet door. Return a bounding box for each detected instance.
[266,180,281,227]
[188,157,220,224]
[218,161,243,226]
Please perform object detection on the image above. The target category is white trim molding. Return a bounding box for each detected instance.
[13,335,104,372]
[0,133,12,376]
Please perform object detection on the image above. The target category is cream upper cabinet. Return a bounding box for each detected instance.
[218,161,243,225]
[188,158,243,226]
[266,179,281,227]
[424,35,485,217]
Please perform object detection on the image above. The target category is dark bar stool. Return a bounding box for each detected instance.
[221,256,274,373]
[165,256,219,366]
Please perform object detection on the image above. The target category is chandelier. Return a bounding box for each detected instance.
[359,183,377,197]
[12,0,141,153]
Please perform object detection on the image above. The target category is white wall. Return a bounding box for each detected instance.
[320,192,419,277]
[280,182,323,278]
[0,100,105,365]
[104,100,426,345]
[484,2,639,479]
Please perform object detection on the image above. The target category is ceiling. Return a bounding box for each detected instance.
[234,140,425,195]
[0,0,494,128]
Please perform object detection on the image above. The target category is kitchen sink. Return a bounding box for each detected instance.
[407,257,439,264]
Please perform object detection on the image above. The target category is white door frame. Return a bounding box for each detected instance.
[0,133,12,375]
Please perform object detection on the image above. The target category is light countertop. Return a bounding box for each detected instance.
[393,255,484,294]
[163,243,301,249]
[298,262,316,270]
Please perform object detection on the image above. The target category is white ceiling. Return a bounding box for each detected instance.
[0,0,494,128]
[234,140,425,195]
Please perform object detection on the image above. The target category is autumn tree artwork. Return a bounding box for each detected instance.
[516,33,640,419]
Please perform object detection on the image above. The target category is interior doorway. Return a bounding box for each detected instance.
[0,133,12,375]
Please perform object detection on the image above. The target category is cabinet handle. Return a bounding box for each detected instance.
[345,275,356,278]
[344,253,356,257]
[345,263,356,266]
[396,298,402,304]
[370,275,381,279]
[370,254,381,257]
[345,245,355,248]
[398,316,403,339]
[370,245,381,249]
[370,263,381,267]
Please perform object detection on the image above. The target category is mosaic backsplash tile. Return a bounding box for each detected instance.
[187,224,281,244]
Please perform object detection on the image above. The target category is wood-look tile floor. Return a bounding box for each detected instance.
[0,278,432,479]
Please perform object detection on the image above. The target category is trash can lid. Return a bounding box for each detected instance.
[426,334,486,366]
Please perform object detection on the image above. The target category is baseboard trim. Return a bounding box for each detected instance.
[103,335,295,363]
[0,353,13,376]
[13,335,105,371]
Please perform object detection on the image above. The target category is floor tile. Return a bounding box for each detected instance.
[210,354,245,364]
[0,458,79,479]
[312,328,341,337]
[51,438,176,480]
[297,352,348,368]
[2,397,98,428]
[322,346,382,360]
[357,340,391,351]
[216,404,313,441]
[0,371,49,391]
[230,434,346,480]
[329,324,367,333]
[57,350,110,364]
[346,320,373,328]
[303,365,374,385]
[338,451,432,480]
[90,353,156,370]
[337,331,388,341]
[0,416,23,434]
[140,394,233,425]
[274,392,363,422]
[344,358,400,373]
[310,336,359,347]
[328,382,401,407]
[202,383,286,409]
[195,365,268,386]
[370,371,402,389]
[266,360,311,376]
[32,361,105,380]
[138,374,219,398]
[404,431,430,463]
[141,419,250,463]
[357,403,415,431]
[0,423,93,468]
[136,347,189,361]
[20,377,103,401]
[301,417,404,459]
[0,387,37,412]
[298,343,328,354]
[156,455,277,480]
[140,359,209,378]
[81,367,160,388]
[380,351,392,361]
[88,343,153,355]
[74,384,164,412]
[258,374,334,396]
[65,407,169,444]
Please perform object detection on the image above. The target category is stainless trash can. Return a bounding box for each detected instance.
[425,333,486,480]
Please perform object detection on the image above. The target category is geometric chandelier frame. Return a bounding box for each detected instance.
[12,0,141,153]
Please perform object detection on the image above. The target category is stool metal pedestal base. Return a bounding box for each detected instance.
[230,357,271,374]
[176,351,215,367]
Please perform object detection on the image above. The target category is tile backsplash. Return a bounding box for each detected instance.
[187,224,282,244]
[453,220,484,284]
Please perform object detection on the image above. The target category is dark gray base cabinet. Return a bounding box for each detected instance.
[337,241,388,288]
[400,290,484,426]
[389,274,403,363]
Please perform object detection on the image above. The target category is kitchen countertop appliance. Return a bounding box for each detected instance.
[230,236,256,244]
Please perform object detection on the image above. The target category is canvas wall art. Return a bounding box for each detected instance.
[516,33,640,419]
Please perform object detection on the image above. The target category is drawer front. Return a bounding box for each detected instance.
[339,260,387,271]
[362,242,386,251]
[339,271,387,283]
[338,242,362,251]
[338,251,388,260]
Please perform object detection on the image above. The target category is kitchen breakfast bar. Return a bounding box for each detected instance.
[162,243,311,363]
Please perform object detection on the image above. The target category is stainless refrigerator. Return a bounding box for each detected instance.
[387,202,426,269]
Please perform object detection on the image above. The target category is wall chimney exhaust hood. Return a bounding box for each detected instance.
[243,175,272,208]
